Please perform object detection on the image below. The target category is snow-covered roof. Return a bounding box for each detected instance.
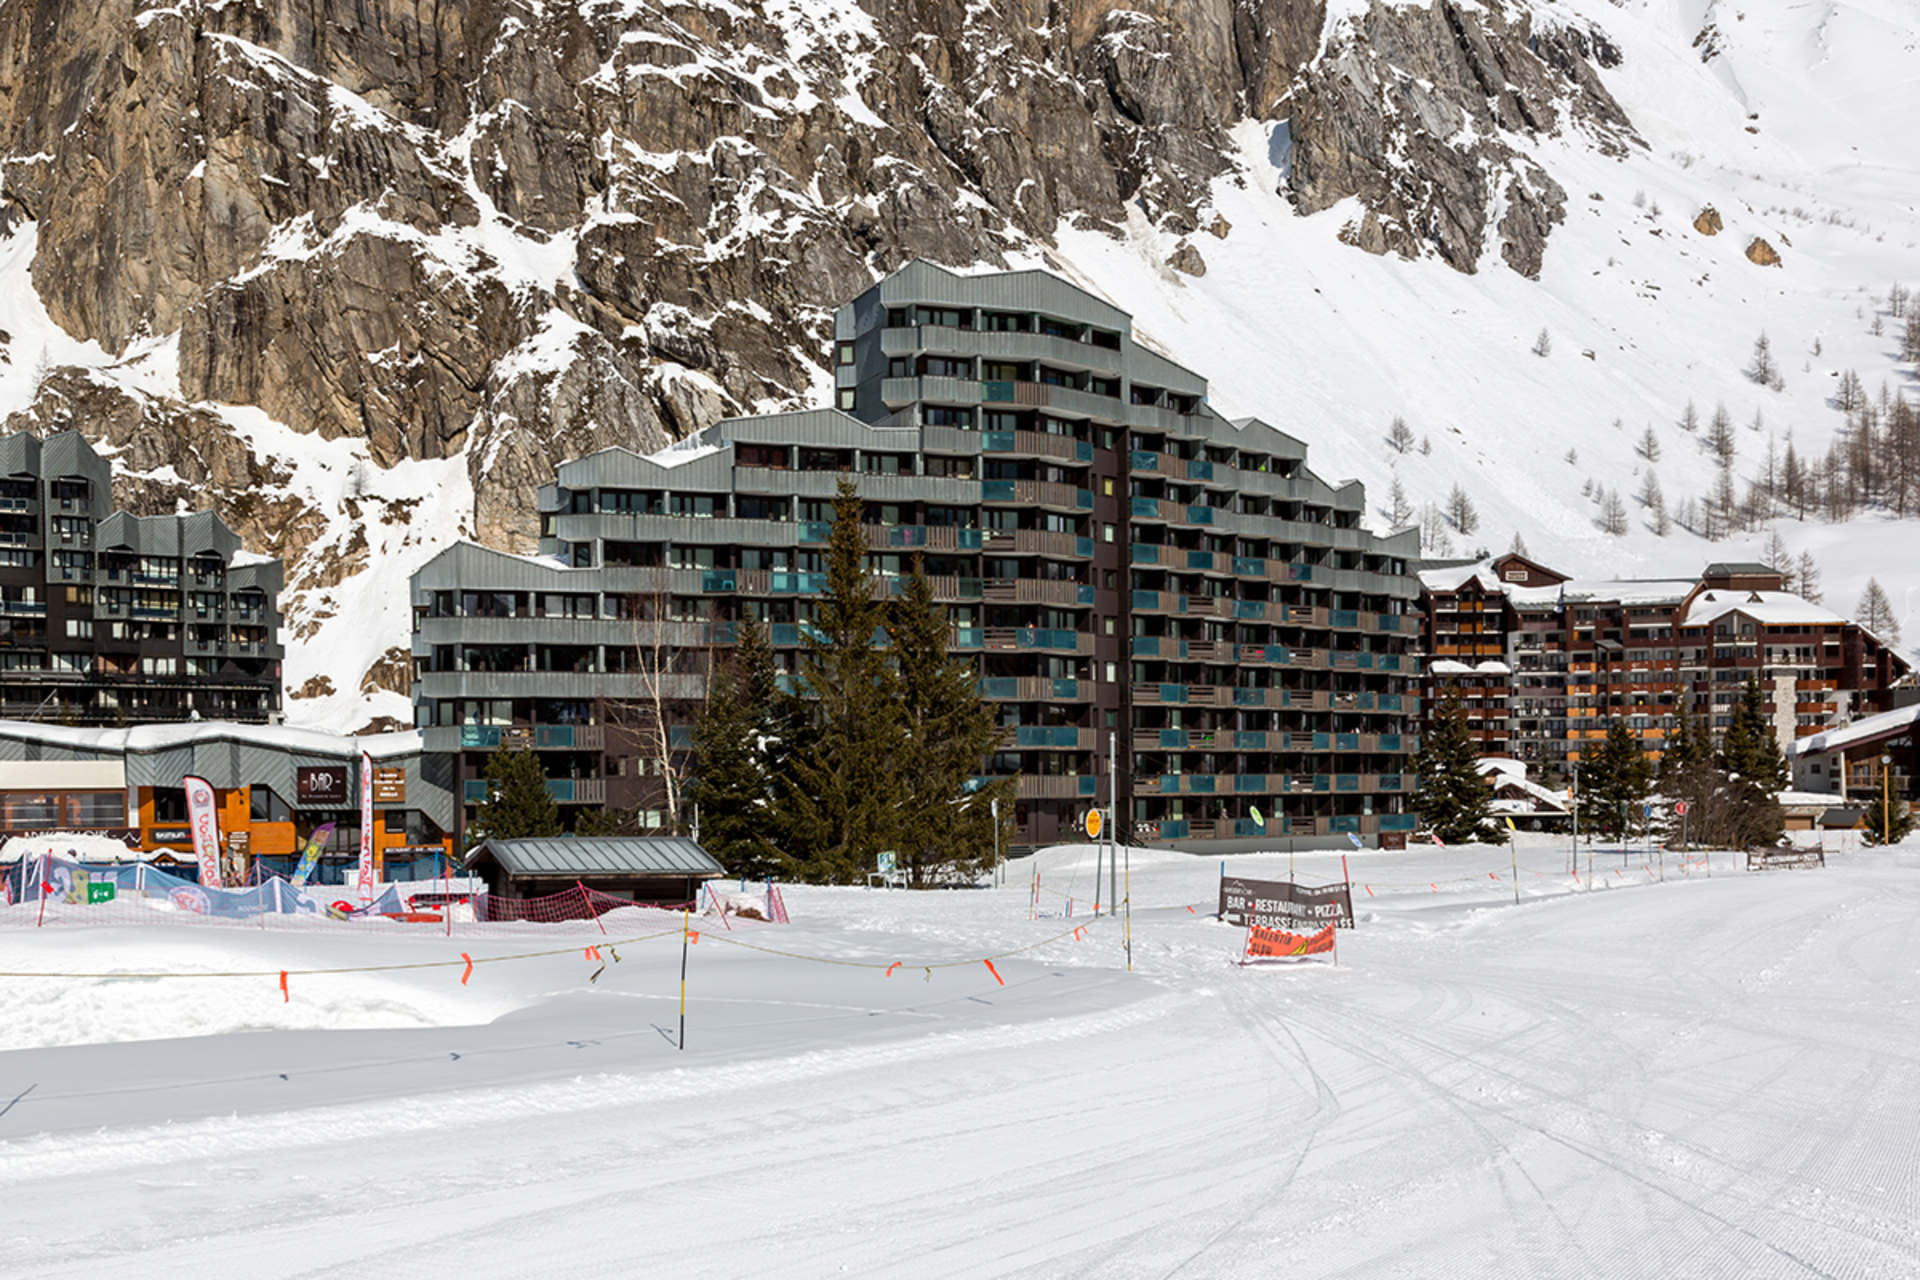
[1507,578,1695,608]
[1791,702,1920,757]
[1477,757,1526,777]
[1417,562,1496,592]
[0,719,425,761]
[1681,590,1845,629]
[1429,659,1473,674]
[1777,790,1847,809]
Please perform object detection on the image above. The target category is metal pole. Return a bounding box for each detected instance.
[1570,763,1579,876]
[678,905,691,1051]
[991,797,1000,889]
[1108,732,1117,916]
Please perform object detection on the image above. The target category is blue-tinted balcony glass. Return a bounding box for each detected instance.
[1016,726,1080,747]
[1130,497,1160,518]
[1356,692,1376,710]
[980,677,1017,698]
[1330,815,1360,833]
[1312,733,1331,751]
[771,571,825,594]
[952,627,984,648]
[770,623,799,646]
[1075,536,1094,557]
[460,726,502,749]
[1160,729,1187,749]
[1188,458,1214,481]
[1076,440,1095,462]
[1233,556,1263,575]
[1189,775,1216,795]
[958,529,984,549]
[1131,636,1160,658]
[982,380,1016,402]
[701,570,737,592]
[1356,652,1375,669]
[1129,450,1159,471]
[775,673,799,695]
[1131,590,1158,611]
[668,726,693,748]
[983,430,1016,452]
[956,577,984,599]
[1380,734,1402,751]
[534,725,574,749]
[710,622,738,645]
[1233,600,1263,619]
[1375,613,1401,632]
[1379,774,1402,791]
[799,521,833,543]
[1335,774,1359,792]
[463,779,489,802]
[1378,654,1401,671]
[1233,731,1264,750]
[1270,648,1291,665]
[546,779,575,802]
[1379,814,1417,832]
[1290,563,1315,582]
[1160,683,1185,704]
[1313,775,1331,793]
[1131,544,1159,564]
[982,480,1016,502]
[1330,609,1358,628]
[1334,733,1360,752]
[1234,688,1262,706]
[1379,694,1402,711]
[1186,505,1213,525]
[1077,776,1097,796]
[1076,490,1094,510]
[1051,678,1079,699]
[1235,775,1265,793]
[1161,774,1181,794]
[1076,585,1095,606]
[1160,819,1189,839]
[1186,550,1214,570]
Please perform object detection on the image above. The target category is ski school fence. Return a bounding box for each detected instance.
[0,856,786,936]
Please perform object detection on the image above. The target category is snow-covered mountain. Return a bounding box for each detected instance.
[0,0,1914,732]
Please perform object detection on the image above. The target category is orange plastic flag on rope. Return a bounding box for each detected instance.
[459,952,473,985]
[279,971,289,1003]
[983,959,1005,986]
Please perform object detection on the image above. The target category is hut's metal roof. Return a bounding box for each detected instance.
[468,837,724,877]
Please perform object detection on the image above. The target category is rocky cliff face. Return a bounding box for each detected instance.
[0,0,1634,727]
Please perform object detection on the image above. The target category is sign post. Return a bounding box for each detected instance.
[1084,807,1103,916]
[991,798,1000,888]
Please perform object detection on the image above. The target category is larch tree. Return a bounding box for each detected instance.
[1531,327,1553,357]
[1708,404,1737,467]
[1796,552,1822,603]
[1855,578,1901,645]
[1747,332,1777,386]
[1445,484,1480,535]
[1386,476,1414,528]
[1636,426,1661,462]
[1387,416,1415,454]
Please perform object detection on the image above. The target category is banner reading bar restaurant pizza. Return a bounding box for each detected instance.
[1218,875,1355,931]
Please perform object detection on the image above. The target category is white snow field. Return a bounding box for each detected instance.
[2,839,1917,1278]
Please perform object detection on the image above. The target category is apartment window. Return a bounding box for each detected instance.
[836,342,854,366]
[249,788,293,824]
[1103,523,1116,543]
[838,389,856,411]
[1102,477,1115,496]
[64,619,92,639]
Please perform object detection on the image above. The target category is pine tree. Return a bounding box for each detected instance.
[886,559,1014,885]
[1708,404,1736,466]
[1445,483,1479,535]
[1636,426,1661,462]
[1863,794,1913,846]
[1796,552,1822,603]
[1387,416,1415,454]
[1583,718,1652,840]
[1855,577,1901,645]
[1386,476,1414,528]
[1748,331,1776,385]
[1718,678,1788,847]
[470,747,562,843]
[685,629,778,877]
[775,477,903,883]
[1412,696,1504,844]
[1600,488,1629,535]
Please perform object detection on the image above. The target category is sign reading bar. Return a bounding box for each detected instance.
[296,765,349,807]
[1746,846,1825,871]
[1219,875,1355,931]
[371,767,407,804]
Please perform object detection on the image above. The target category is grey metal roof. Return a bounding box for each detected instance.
[469,836,724,877]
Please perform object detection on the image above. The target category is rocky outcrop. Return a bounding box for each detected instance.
[0,0,1637,713]
[1694,206,1724,235]
[1746,237,1782,267]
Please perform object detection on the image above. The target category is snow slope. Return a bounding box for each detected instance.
[2,838,1916,1277]
[1046,0,1920,642]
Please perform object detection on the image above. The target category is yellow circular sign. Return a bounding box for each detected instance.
[1084,808,1104,839]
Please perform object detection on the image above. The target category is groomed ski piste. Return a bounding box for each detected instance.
[2,837,1917,1278]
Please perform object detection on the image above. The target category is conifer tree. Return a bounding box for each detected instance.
[685,626,779,877]
[887,559,1014,885]
[775,477,903,883]
[1855,577,1901,645]
[1679,400,1701,433]
[1796,551,1822,603]
[1863,794,1913,846]
[1600,488,1629,535]
[1583,718,1652,840]
[1636,426,1661,462]
[1747,332,1776,385]
[1445,484,1479,535]
[1708,404,1737,467]
[470,747,562,843]
[1714,677,1788,846]
[1386,476,1414,528]
[1387,416,1415,454]
[1413,696,1504,844]
[1509,530,1529,557]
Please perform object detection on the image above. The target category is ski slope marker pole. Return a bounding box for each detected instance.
[678,905,691,1052]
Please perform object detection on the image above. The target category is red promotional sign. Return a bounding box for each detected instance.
[1245,922,1337,962]
[1675,801,1690,816]
[182,774,223,889]
[357,750,376,904]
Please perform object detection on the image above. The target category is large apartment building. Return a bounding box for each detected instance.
[412,262,1424,849]
[1419,553,1908,779]
[0,431,284,725]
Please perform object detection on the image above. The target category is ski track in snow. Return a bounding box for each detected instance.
[0,840,1916,1277]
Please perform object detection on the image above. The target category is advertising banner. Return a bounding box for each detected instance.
[1219,875,1355,931]
[1746,846,1826,871]
[1245,922,1337,962]
[296,764,350,807]
[290,821,337,888]
[357,751,376,904]
[183,774,223,888]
